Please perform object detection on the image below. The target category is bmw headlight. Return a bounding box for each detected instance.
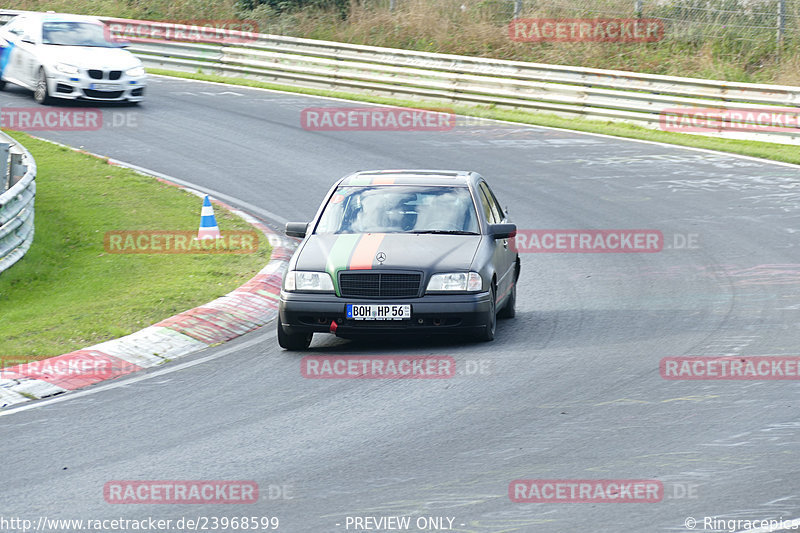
[284,271,335,293]
[126,66,145,77]
[54,63,78,75]
[426,272,482,292]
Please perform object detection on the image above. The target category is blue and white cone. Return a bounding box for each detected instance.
[197,195,221,240]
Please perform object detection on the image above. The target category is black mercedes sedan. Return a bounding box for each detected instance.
[277,170,519,350]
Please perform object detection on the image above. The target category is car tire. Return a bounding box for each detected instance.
[277,320,313,351]
[475,285,496,342]
[497,282,516,319]
[33,68,51,105]
[0,80,6,90]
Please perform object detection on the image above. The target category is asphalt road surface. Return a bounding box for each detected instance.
[1,76,799,533]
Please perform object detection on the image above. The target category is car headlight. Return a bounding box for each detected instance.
[284,271,335,293]
[54,63,78,75]
[126,66,145,77]
[426,272,482,292]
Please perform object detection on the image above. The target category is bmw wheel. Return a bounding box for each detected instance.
[33,67,51,105]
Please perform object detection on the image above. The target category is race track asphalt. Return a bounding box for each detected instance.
[1,75,799,532]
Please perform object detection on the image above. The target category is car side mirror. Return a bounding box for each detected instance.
[285,222,309,238]
[490,223,516,240]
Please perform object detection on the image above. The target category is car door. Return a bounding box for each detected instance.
[15,18,41,88]
[478,181,514,304]
[0,16,37,88]
[0,17,26,83]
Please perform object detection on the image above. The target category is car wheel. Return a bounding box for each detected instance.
[277,320,313,351]
[475,285,496,342]
[497,282,516,319]
[0,80,6,90]
[33,68,51,105]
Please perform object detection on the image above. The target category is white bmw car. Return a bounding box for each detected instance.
[0,13,146,104]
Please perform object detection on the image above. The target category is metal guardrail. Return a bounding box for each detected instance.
[2,9,800,146]
[115,19,800,145]
[0,131,36,275]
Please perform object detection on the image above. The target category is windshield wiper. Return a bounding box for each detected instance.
[409,230,478,235]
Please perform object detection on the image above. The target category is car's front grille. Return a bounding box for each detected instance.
[82,89,123,99]
[339,271,422,298]
[87,70,123,80]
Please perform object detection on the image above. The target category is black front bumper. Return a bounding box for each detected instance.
[279,291,492,336]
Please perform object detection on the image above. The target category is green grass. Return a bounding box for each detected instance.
[150,68,800,166]
[0,132,271,358]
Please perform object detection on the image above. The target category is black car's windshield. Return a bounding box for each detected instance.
[315,185,479,234]
[42,21,118,47]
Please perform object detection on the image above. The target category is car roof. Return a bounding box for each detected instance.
[30,13,104,24]
[338,170,476,187]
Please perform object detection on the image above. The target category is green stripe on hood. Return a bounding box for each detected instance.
[324,234,361,296]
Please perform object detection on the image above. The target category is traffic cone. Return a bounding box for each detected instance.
[196,195,221,240]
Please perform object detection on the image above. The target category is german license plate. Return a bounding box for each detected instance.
[346,304,411,320]
[90,83,120,91]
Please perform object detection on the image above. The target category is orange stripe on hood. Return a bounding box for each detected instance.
[349,233,385,270]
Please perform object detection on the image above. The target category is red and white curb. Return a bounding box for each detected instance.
[0,154,295,409]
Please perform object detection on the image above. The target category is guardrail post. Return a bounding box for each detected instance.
[0,142,9,193]
[10,150,26,188]
[634,0,643,18]
[513,0,522,19]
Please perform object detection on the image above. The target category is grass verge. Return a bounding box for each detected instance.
[0,132,271,359]
[150,68,800,166]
